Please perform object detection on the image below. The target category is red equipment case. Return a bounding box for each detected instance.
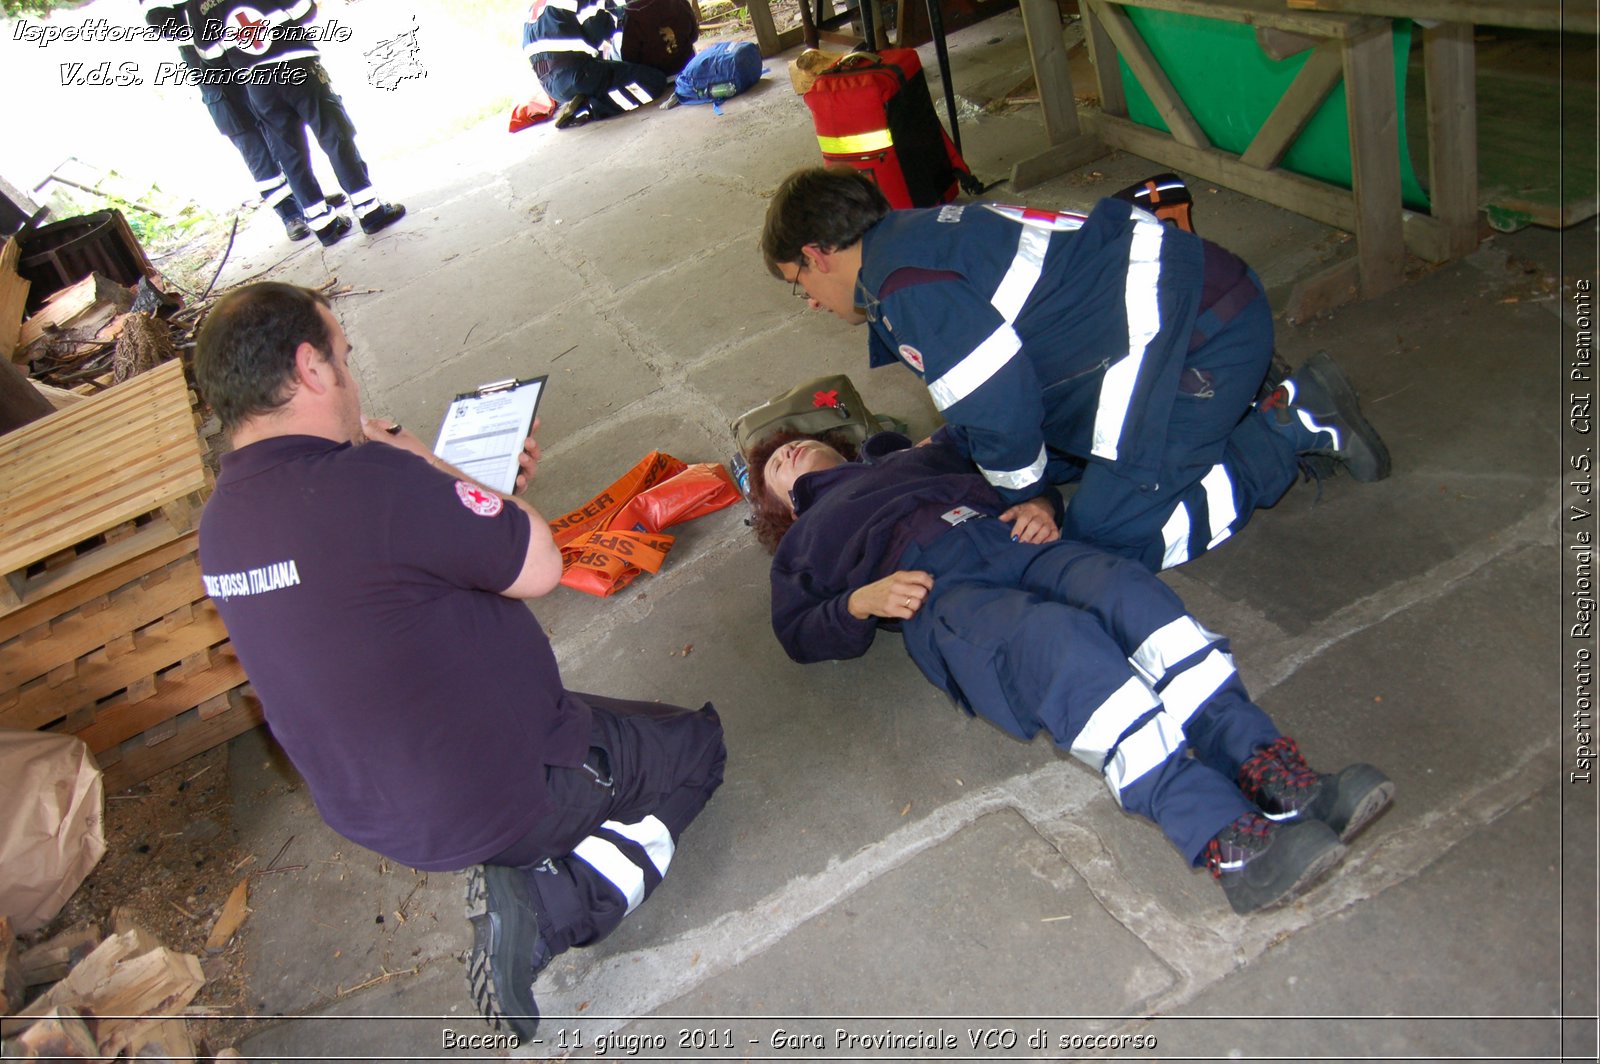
[802,49,976,209]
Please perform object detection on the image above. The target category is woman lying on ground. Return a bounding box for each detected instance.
[746,428,1393,914]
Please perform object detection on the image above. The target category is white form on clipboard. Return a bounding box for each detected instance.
[431,376,547,495]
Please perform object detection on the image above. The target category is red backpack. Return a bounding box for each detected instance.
[803,49,980,209]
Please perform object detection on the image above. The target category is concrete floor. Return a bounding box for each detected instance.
[197,14,1596,1062]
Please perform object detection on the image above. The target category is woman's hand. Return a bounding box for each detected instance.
[847,570,935,620]
[1000,496,1060,544]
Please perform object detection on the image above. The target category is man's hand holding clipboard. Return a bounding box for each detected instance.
[362,415,544,498]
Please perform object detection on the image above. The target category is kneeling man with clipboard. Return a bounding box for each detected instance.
[192,283,726,1041]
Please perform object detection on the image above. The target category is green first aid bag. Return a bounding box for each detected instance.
[731,375,903,455]
[728,375,905,496]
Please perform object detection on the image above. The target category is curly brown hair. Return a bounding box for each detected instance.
[745,429,859,554]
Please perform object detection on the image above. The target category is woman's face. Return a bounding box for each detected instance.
[763,438,846,512]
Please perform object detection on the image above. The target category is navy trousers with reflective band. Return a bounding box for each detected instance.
[246,59,374,221]
[534,56,667,118]
[1062,281,1300,572]
[488,693,725,953]
[900,519,1280,863]
[203,85,300,224]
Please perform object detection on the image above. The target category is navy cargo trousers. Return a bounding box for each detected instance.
[901,517,1281,863]
[488,693,725,952]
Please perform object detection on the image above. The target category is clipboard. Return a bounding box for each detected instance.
[432,376,547,495]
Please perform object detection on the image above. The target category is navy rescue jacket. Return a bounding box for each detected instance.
[185,0,324,70]
[770,434,1004,664]
[522,0,625,65]
[856,197,1215,505]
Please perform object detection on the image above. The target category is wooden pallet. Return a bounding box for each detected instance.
[2,358,260,791]
[0,359,208,617]
[94,686,263,796]
[0,532,259,793]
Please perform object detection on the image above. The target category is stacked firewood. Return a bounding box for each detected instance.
[1,914,247,1061]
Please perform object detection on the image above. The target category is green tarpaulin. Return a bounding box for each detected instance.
[1117,10,1430,211]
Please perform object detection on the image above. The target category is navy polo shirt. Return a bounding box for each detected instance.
[198,435,590,871]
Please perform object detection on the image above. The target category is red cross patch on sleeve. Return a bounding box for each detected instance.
[455,480,504,517]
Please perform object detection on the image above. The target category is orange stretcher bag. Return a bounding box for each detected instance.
[548,453,741,597]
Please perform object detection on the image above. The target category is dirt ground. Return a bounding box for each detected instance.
[24,743,262,1056]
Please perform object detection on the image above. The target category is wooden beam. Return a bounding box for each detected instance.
[1255,26,1322,59]
[1241,39,1345,169]
[747,0,782,57]
[1095,0,1381,38]
[1019,0,1084,144]
[1341,22,1405,296]
[1088,0,1211,149]
[1084,111,1442,257]
[1082,0,1127,117]
[1422,21,1479,261]
[1285,0,1590,35]
[1010,135,1113,189]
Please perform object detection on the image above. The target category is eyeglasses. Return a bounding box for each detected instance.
[789,261,807,298]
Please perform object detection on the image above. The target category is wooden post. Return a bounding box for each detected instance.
[1341,21,1405,296]
[1082,0,1127,117]
[1010,0,1110,188]
[1423,20,1480,260]
[1021,0,1082,145]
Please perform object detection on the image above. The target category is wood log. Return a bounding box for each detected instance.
[9,1004,108,1063]
[0,915,24,1013]
[4,927,163,1033]
[127,1016,198,1062]
[16,272,134,362]
[203,879,250,954]
[16,923,101,988]
[31,380,89,410]
[72,946,205,1058]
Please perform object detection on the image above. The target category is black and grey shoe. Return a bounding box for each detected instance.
[1240,736,1395,843]
[1204,812,1345,915]
[554,95,591,129]
[1261,351,1391,481]
[283,216,311,242]
[314,215,352,247]
[358,202,406,235]
[465,864,552,1041]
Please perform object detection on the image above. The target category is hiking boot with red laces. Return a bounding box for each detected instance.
[1240,736,1395,843]
[1206,811,1346,915]
[1259,351,1391,482]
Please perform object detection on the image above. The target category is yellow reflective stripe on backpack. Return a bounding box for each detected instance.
[817,128,894,154]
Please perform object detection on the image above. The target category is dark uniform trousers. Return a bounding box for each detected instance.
[488,694,725,953]
[1061,276,1300,572]
[901,518,1281,863]
[202,83,300,226]
[533,55,667,119]
[245,58,378,229]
